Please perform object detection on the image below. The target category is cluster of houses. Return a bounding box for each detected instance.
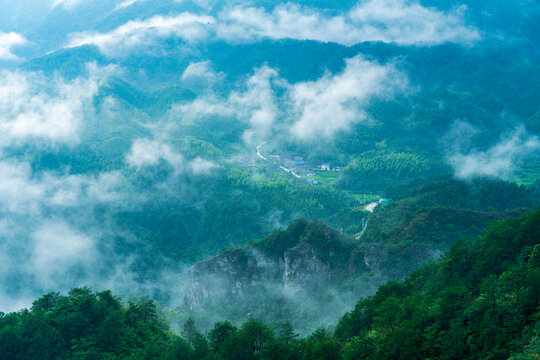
[273,156,341,173]
[237,152,341,185]
[276,156,342,184]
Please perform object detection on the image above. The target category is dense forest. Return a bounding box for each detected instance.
[1,208,538,359]
[173,175,539,334]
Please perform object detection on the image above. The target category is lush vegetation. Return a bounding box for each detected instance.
[173,176,539,333]
[354,176,539,276]
[339,151,435,192]
[335,208,540,360]
[2,2,539,357]
[2,208,538,359]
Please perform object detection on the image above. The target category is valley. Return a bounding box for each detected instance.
[0,0,538,359]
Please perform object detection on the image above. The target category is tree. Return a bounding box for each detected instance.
[209,321,237,353]
[240,319,274,359]
[342,336,375,360]
[183,318,198,345]
[278,322,298,345]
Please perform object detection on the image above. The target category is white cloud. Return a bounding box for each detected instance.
[0,162,45,215]
[126,138,218,175]
[45,171,124,206]
[30,221,96,283]
[233,67,281,145]
[0,31,27,60]
[217,1,480,46]
[289,55,408,140]
[0,160,124,215]
[126,138,185,170]
[68,13,215,56]
[189,156,216,174]
[175,56,407,143]
[0,157,128,311]
[176,96,237,119]
[112,0,140,12]
[448,126,540,180]
[181,60,225,88]
[176,66,284,145]
[51,0,86,10]
[347,0,479,45]
[0,71,99,147]
[66,1,479,56]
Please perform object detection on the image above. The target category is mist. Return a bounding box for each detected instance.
[445,122,540,180]
[0,0,538,339]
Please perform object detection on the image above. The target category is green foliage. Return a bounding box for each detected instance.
[0,288,172,360]
[357,176,539,277]
[2,208,539,359]
[209,321,237,353]
[335,208,540,359]
[339,151,434,192]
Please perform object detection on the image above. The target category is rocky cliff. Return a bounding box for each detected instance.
[183,219,365,310]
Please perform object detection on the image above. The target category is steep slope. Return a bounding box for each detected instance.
[180,176,540,332]
[182,220,370,333]
[335,208,540,360]
[2,210,538,360]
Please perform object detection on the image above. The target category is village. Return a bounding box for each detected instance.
[234,142,343,185]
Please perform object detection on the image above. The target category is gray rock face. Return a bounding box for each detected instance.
[183,240,352,309]
[283,243,331,294]
[182,219,443,311]
[363,245,383,274]
[184,248,282,309]
[183,239,443,310]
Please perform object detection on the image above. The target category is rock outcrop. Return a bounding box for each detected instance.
[184,248,282,309]
[182,218,446,310]
[183,219,362,309]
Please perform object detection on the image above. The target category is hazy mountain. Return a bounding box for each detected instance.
[0,1,539,357]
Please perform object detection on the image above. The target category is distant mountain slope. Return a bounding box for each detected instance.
[2,209,538,360]
[96,77,196,117]
[180,177,539,332]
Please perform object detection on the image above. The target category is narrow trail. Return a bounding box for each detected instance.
[279,166,301,179]
[258,142,301,179]
[256,142,267,161]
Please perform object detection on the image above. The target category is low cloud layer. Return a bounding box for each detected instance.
[176,55,407,144]
[219,1,480,46]
[111,0,141,12]
[0,157,127,311]
[0,31,27,60]
[447,124,540,180]
[0,70,100,147]
[50,0,86,10]
[126,138,217,174]
[0,67,211,313]
[127,138,185,171]
[289,55,408,140]
[69,13,214,56]
[181,60,226,91]
[67,0,479,56]
[0,52,405,315]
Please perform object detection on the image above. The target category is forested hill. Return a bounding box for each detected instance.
[335,207,540,359]
[180,175,539,334]
[1,208,538,360]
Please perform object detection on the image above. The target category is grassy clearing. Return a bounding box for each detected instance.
[312,170,341,185]
[514,158,540,186]
[349,193,381,206]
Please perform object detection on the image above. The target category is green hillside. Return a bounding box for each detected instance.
[2,208,538,359]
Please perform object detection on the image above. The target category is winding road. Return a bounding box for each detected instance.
[256,142,267,161]
[257,142,301,179]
